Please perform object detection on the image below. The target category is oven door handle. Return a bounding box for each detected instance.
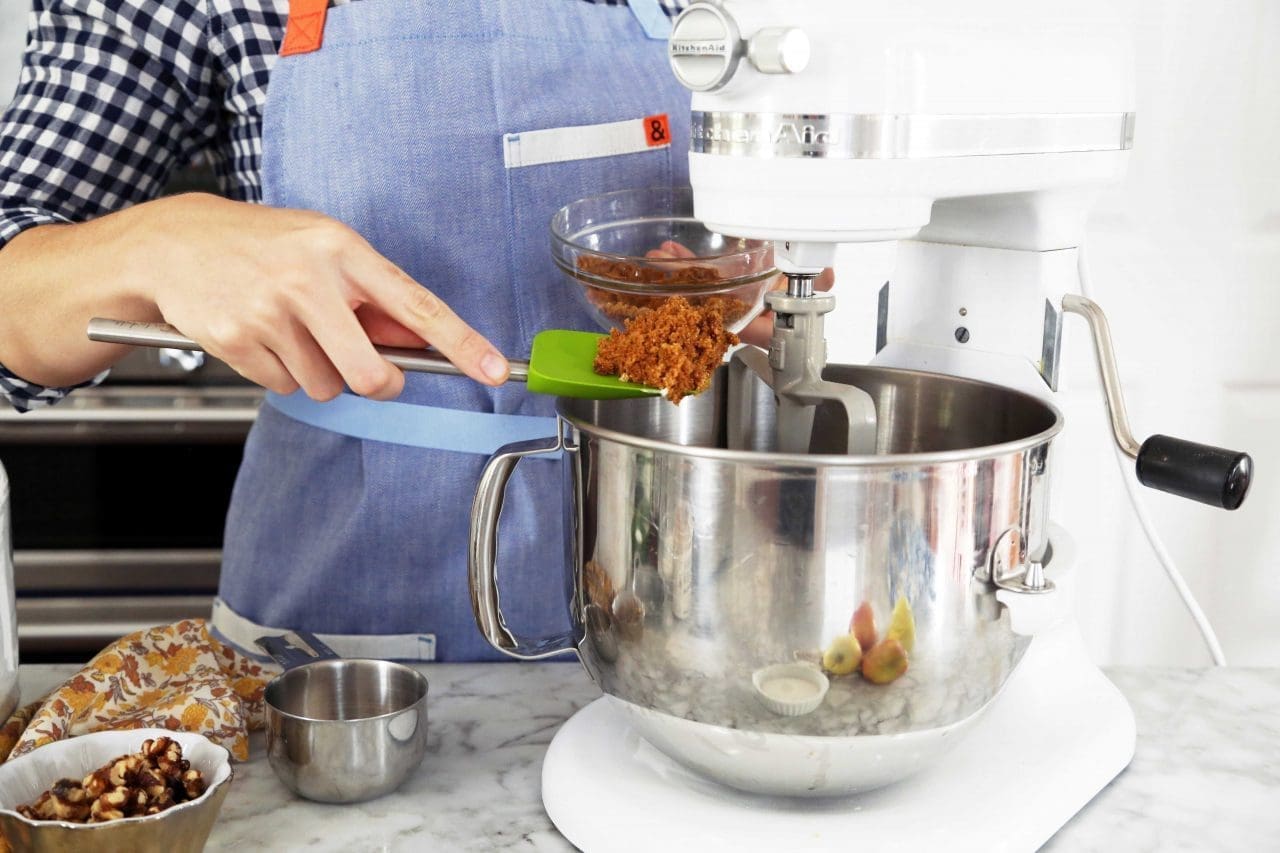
[0,407,259,424]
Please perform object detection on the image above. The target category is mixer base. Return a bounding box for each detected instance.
[542,618,1134,852]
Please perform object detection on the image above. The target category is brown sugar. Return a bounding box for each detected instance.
[593,296,739,404]
[576,255,753,327]
[577,254,722,285]
[588,290,752,327]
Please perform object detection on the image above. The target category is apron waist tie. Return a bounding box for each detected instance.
[210,598,438,662]
[264,390,558,455]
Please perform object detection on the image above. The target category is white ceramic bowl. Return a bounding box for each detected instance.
[751,664,830,717]
[0,729,232,853]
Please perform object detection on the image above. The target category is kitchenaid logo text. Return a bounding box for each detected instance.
[694,121,838,148]
[669,39,731,56]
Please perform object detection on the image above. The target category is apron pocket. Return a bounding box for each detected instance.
[502,116,676,343]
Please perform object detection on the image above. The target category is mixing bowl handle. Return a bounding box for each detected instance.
[468,433,580,660]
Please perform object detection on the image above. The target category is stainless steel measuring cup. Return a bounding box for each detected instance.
[256,633,429,804]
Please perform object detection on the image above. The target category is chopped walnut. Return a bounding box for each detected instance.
[18,736,207,824]
[17,779,92,823]
[180,769,206,800]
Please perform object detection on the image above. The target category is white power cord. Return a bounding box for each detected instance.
[1076,245,1228,666]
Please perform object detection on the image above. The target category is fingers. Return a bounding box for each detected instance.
[343,251,509,386]
[215,343,299,396]
[195,318,303,396]
[740,311,775,348]
[644,241,699,261]
[263,320,346,402]
[817,267,836,291]
[658,240,697,258]
[296,294,405,400]
[355,304,428,349]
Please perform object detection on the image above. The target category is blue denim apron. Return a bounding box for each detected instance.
[214,0,689,661]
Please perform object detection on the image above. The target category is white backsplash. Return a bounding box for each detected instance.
[829,1,1280,667]
[0,1,26,107]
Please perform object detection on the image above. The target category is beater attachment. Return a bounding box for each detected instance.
[727,274,878,454]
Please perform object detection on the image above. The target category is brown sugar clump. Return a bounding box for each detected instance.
[593,297,738,404]
[588,290,752,328]
[576,255,753,327]
[577,254,722,285]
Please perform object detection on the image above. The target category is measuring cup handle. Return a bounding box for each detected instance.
[468,433,579,660]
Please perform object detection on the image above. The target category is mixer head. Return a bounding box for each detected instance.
[668,0,1135,258]
[667,0,1136,455]
[667,1,1252,506]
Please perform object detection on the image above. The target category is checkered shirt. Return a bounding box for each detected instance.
[0,0,686,411]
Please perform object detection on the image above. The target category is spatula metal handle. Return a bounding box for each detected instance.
[87,318,530,382]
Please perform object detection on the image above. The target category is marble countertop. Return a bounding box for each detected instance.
[15,663,1279,851]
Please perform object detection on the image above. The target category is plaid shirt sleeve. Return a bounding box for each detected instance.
[0,0,218,412]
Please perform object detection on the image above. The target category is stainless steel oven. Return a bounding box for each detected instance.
[0,349,260,660]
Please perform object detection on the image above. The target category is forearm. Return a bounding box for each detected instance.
[0,204,163,387]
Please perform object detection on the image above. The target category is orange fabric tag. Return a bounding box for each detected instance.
[644,114,671,148]
[280,0,329,57]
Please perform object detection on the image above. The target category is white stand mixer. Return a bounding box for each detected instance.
[543,1,1250,848]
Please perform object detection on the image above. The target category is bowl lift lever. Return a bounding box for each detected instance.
[990,292,1251,631]
[1061,294,1251,512]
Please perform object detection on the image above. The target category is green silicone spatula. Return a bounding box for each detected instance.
[87,318,661,400]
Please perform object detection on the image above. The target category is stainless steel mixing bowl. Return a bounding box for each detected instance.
[258,634,429,804]
[470,364,1061,796]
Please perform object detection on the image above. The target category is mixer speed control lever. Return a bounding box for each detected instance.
[747,28,811,75]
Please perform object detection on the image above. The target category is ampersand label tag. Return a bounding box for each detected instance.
[644,114,671,147]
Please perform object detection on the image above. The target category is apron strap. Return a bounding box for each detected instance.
[280,0,330,57]
[628,0,674,40]
[282,1,674,55]
[265,390,558,455]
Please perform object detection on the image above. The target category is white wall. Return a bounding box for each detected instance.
[0,1,26,106]
[830,1,1280,666]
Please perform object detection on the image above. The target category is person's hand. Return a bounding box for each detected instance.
[136,193,508,401]
[643,240,835,348]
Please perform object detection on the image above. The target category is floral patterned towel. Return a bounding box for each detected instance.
[0,619,278,763]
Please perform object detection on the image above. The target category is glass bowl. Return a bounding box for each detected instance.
[550,187,777,333]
